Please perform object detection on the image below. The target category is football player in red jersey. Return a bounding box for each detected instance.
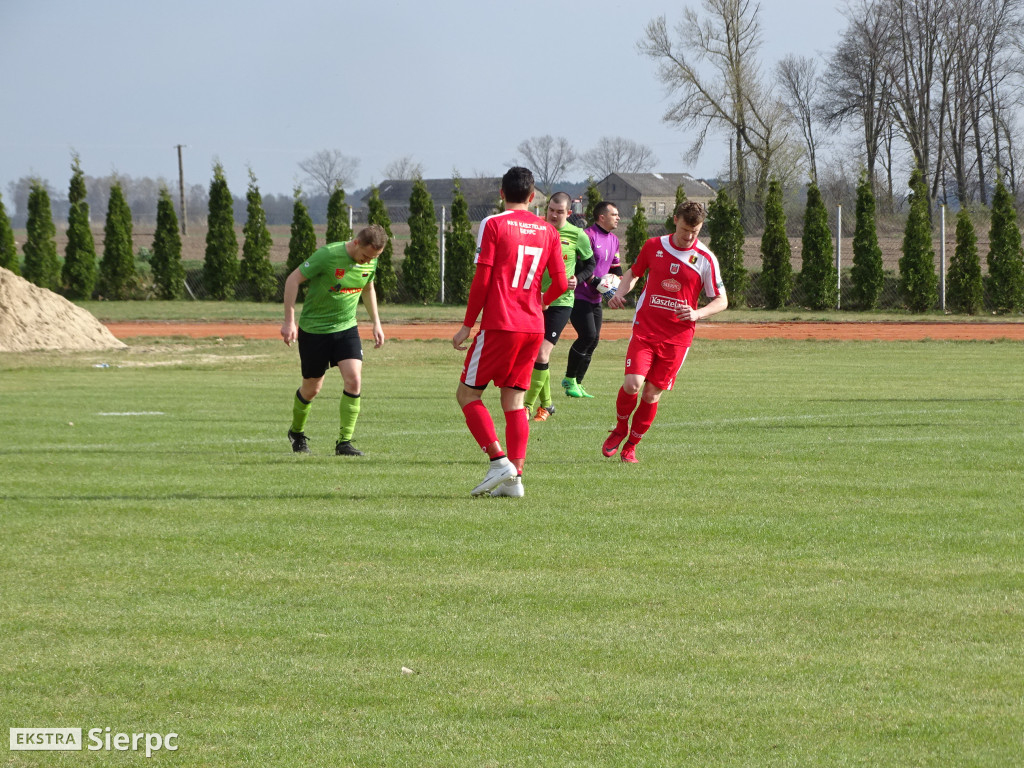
[603,201,728,463]
[452,167,568,497]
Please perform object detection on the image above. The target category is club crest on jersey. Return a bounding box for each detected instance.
[661,278,682,292]
[689,254,699,264]
[335,268,346,279]
[669,263,680,274]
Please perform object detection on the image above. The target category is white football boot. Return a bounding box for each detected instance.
[471,457,517,497]
[490,475,524,498]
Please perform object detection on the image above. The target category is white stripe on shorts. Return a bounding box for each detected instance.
[465,329,485,386]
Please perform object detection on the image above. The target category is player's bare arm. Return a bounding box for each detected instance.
[362,282,385,349]
[280,267,308,345]
[675,293,729,322]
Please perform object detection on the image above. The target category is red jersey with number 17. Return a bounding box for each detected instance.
[631,235,726,347]
[473,209,565,333]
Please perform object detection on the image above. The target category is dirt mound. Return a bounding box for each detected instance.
[0,268,127,352]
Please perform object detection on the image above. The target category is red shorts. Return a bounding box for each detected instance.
[624,335,690,391]
[461,329,543,390]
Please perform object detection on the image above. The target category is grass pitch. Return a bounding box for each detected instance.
[1,337,1022,766]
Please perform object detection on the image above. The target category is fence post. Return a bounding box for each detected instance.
[440,205,446,304]
[836,204,842,310]
[348,205,353,234]
[940,204,946,312]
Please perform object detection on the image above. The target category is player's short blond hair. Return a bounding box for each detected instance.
[674,201,707,225]
[356,224,388,250]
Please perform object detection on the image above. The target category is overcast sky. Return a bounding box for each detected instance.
[1,0,845,207]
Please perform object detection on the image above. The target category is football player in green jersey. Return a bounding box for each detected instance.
[281,225,387,456]
[522,192,595,420]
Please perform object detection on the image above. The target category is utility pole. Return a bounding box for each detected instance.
[175,144,187,235]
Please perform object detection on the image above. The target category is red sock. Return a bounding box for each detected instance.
[504,408,529,473]
[462,400,503,457]
[615,387,638,435]
[629,399,659,444]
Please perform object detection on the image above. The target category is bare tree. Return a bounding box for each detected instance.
[776,55,822,182]
[978,0,1024,198]
[581,137,658,178]
[382,155,424,180]
[820,0,895,200]
[298,150,360,197]
[638,0,790,212]
[515,135,576,194]
[879,0,956,202]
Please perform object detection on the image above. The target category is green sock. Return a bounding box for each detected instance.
[524,368,544,410]
[291,390,312,433]
[338,391,361,443]
[539,368,552,408]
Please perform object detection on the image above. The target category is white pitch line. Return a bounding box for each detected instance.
[96,411,167,416]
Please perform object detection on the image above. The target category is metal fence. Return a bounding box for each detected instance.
[166,202,1006,312]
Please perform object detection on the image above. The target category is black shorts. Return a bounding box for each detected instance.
[543,305,573,345]
[298,326,362,379]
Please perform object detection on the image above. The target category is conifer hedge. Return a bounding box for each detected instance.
[850,171,884,309]
[62,155,97,299]
[759,178,793,309]
[240,171,276,302]
[366,187,397,303]
[0,192,21,275]
[152,187,185,299]
[707,188,747,305]
[987,177,1024,312]
[402,178,441,303]
[203,163,239,300]
[898,168,938,312]
[99,182,135,299]
[948,208,984,315]
[443,181,475,304]
[798,182,837,310]
[23,181,60,291]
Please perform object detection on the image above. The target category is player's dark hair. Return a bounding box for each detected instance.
[356,224,388,250]
[501,167,535,203]
[594,201,618,220]
[674,200,706,225]
[549,191,572,207]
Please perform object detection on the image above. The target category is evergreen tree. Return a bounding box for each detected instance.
[948,208,984,315]
[286,187,317,273]
[22,180,61,290]
[665,184,686,233]
[625,202,649,266]
[326,186,353,244]
[402,178,441,303]
[203,163,239,300]
[0,192,19,275]
[584,177,602,223]
[286,188,316,303]
[987,176,1024,312]
[624,203,650,298]
[797,182,837,310]
[850,170,885,309]
[899,167,938,312]
[98,182,135,299]
[759,177,793,309]
[239,170,276,301]
[707,188,747,305]
[61,155,97,299]
[151,187,185,299]
[444,180,475,304]
[366,186,398,302]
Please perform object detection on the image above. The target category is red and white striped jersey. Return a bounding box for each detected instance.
[630,235,726,346]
